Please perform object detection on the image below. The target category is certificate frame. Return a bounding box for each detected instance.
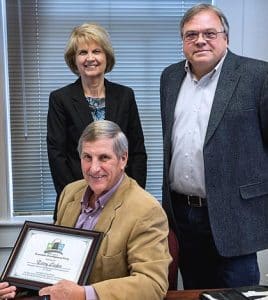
[1,221,103,290]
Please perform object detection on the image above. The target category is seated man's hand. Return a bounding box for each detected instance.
[39,279,85,300]
[0,282,16,299]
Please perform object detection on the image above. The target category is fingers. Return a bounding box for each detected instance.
[39,280,67,297]
[39,280,84,300]
[0,282,16,299]
[1,291,16,299]
[39,286,51,296]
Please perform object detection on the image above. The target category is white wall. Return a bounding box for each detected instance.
[215,0,268,61]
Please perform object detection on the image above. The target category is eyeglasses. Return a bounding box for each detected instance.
[183,30,225,42]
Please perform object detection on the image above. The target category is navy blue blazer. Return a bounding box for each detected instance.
[47,77,147,198]
[160,50,268,257]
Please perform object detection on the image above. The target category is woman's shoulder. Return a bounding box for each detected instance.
[105,78,134,93]
[50,78,82,96]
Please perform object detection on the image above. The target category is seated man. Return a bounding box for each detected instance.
[0,120,171,300]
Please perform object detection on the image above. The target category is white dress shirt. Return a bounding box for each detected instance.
[169,53,226,198]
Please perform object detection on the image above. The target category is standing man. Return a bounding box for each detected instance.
[160,3,268,289]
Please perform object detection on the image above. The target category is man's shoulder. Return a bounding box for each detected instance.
[241,56,268,72]
[119,178,169,229]
[104,78,134,93]
[226,51,268,72]
[64,179,88,194]
[162,60,185,76]
[121,177,164,212]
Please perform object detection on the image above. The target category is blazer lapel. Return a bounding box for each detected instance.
[71,78,94,127]
[204,51,241,145]
[104,79,117,121]
[60,190,84,227]
[166,63,186,137]
[94,176,127,234]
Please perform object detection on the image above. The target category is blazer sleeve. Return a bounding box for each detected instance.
[47,91,81,195]
[124,89,147,188]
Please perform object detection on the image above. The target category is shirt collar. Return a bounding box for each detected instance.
[184,49,228,81]
[81,173,125,211]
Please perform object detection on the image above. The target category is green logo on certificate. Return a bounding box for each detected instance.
[45,239,65,255]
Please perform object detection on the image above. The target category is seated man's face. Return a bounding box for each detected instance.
[80,138,128,197]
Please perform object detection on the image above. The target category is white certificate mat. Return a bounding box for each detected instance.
[1,221,103,290]
[9,229,92,284]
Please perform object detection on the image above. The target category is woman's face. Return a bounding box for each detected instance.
[75,40,107,79]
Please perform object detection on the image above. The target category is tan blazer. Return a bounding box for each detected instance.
[56,175,171,300]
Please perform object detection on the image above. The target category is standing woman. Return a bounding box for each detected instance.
[47,23,147,220]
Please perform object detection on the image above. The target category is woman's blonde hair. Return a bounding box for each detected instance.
[64,23,115,75]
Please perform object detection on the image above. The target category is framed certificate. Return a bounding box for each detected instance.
[1,221,103,290]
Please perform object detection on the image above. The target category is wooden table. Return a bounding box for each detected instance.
[165,289,203,299]
[15,290,203,300]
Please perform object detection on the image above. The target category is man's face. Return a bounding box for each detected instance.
[182,10,228,78]
[80,138,127,198]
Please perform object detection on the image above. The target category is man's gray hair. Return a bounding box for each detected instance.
[77,120,128,158]
[180,4,229,42]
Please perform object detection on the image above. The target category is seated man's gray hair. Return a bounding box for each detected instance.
[77,120,128,158]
